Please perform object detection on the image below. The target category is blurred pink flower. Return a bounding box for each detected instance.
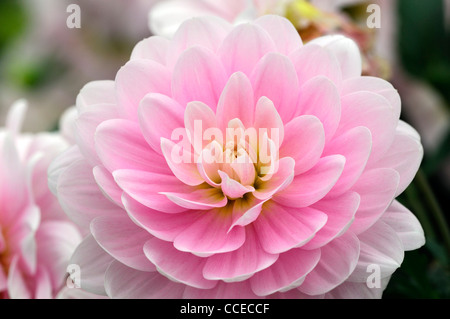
[0,100,82,299]
[51,16,425,299]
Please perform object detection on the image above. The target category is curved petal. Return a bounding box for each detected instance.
[173,207,246,254]
[115,59,171,121]
[338,91,397,165]
[95,119,170,173]
[57,159,122,229]
[349,168,400,234]
[138,93,185,155]
[91,215,156,272]
[298,232,360,295]
[325,126,372,196]
[162,188,228,210]
[381,201,425,251]
[160,138,205,186]
[369,121,423,196]
[302,192,360,250]
[219,170,255,199]
[113,169,189,214]
[251,53,299,122]
[254,15,302,55]
[348,221,404,282]
[295,76,341,142]
[273,155,345,208]
[105,261,185,299]
[253,202,327,254]
[183,281,260,299]
[123,194,201,242]
[218,23,276,77]
[289,44,342,88]
[280,115,325,175]
[309,35,362,80]
[216,72,255,131]
[172,46,227,111]
[144,238,217,289]
[342,76,401,120]
[131,36,170,65]
[203,225,278,282]
[70,235,114,296]
[250,248,321,296]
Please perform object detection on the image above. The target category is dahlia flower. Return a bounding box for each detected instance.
[0,100,82,299]
[51,15,425,299]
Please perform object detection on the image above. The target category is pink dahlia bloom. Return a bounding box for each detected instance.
[51,15,425,299]
[0,100,82,299]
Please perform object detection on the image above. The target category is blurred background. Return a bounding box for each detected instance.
[0,0,448,298]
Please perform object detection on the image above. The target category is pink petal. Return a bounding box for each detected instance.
[253,96,284,147]
[325,279,389,299]
[139,93,185,154]
[70,235,114,296]
[251,53,299,122]
[105,261,185,299]
[93,165,124,208]
[273,155,345,208]
[203,225,278,282]
[253,157,295,200]
[349,168,400,234]
[57,159,123,229]
[369,121,423,196]
[172,46,227,111]
[95,119,170,173]
[216,72,255,131]
[123,194,201,242]
[289,44,342,88]
[218,23,276,77]
[253,202,327,254]
[381,201,425,251]
[160,138,205,186]
[342,76,401,120]
[219,170,255,199]
[113,169,189,214]
[144,238,217,289]
[296,76,341,142]
[197,142,223,187]
[34,267,52,299]
[75,103,120,166]
[131,36,170,65]
[91,215,156,272]
[36,220,82,290]
[280,115,325,175]
[173,207,246,254]
[325,126,372,196]
[348,221,404,282]
[7,257,31,299]
[76,80,116,113]
[115,60,171,121]
[229,198,267,230]
[230,152,257,187]
[47,145,83,196]
[302,192,360,250]
[250,248,321,296]
[338,91,397,165]
[162,188,228,210]
[254,15,302,55]
[184,100,218,154]
[183,281,260,299]
[298,232,360,295]
[309,35,362,80]
[167,16,233,66]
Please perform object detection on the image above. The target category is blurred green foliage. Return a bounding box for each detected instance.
[0,0,27,55]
